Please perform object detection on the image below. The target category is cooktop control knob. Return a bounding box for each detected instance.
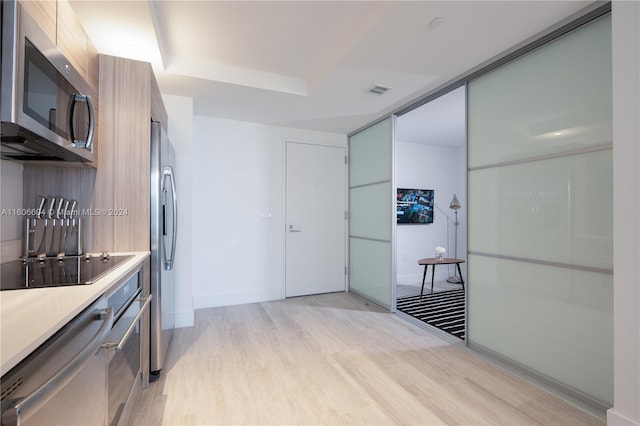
[100,252,110,261]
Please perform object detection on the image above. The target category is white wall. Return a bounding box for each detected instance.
[162,94,195,328]
[395,141,466,284]
[191,116,346,309]
[0,160,23,262]
[610,2,640,425]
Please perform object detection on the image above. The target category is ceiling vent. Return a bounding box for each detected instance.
[368,85,390,95]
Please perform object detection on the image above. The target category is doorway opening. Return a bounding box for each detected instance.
[394,86,467,339]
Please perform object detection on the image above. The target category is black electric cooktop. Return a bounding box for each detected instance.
[0,254,133,291]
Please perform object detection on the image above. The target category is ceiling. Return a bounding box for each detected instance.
[70,1,594,139]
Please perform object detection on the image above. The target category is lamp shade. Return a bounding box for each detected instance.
[449,194,461,210]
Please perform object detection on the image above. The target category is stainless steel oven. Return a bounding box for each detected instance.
[1,0,95,163]
[101,272,151,426]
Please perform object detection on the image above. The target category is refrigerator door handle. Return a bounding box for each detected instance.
[162,166,177,270]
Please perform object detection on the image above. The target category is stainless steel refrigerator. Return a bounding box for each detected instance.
[150,120,177,376]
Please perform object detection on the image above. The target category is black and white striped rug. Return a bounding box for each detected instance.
[397,289,466,340]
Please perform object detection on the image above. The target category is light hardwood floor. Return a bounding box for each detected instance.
[132,292,604,425]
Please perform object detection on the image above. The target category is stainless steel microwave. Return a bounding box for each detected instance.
[0,1,95,163]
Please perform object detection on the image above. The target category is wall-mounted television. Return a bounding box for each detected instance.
[396,188,434,224]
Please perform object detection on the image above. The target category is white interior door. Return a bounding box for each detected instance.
[286,142,346,297]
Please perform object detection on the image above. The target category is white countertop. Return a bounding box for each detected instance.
[0,251,149,377]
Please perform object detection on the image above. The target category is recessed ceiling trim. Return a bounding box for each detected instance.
[166,57,309,96]
[148,0,168,70]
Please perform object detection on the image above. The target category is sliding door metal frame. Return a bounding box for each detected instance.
[468,252,614,276]
[390,115,397,313]
[350,180,392,189]
[468,143,613,172]
[469,341,610,417]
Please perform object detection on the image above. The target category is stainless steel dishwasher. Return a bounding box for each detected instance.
[0,296,113,425]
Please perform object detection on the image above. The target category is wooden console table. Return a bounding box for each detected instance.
[418,258,465,297]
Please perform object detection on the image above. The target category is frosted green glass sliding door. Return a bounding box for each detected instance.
[348,117,395,309]
[467,15,612,407]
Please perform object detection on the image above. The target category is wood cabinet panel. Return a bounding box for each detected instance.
[19,0,56,44]
[56,0,88,79]
[112,58,151,252]
[89,56,117,251]
[20,0,98,95]
[94,55,152,252]
[86,38,100,95]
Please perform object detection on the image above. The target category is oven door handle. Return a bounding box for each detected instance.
[1,307,114,426]
[102,295,152,352]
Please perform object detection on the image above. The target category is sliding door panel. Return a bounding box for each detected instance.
[467,14,612,406]
[348,118,394,310]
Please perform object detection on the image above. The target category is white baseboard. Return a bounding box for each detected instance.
[193,287,282,309]
[607,409,639,426]
[174,310,195,329]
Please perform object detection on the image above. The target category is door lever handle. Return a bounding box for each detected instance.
[288,225,301,233]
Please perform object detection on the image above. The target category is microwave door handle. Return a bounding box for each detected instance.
[163,166,177,270]
[66,93,95,150]
[66,94,79,146]
[84,94,95,150]
[1,307,114,426]
[102,295,152,352]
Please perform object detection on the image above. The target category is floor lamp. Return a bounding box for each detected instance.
[446,194,462,284]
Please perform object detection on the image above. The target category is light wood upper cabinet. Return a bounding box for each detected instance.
[56,0,89,82]
[86,36,100,94]
[18,0,98,95]
[87,55,167,252]
[19,0,56,44]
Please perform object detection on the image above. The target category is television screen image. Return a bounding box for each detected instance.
[396,188,434,224]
